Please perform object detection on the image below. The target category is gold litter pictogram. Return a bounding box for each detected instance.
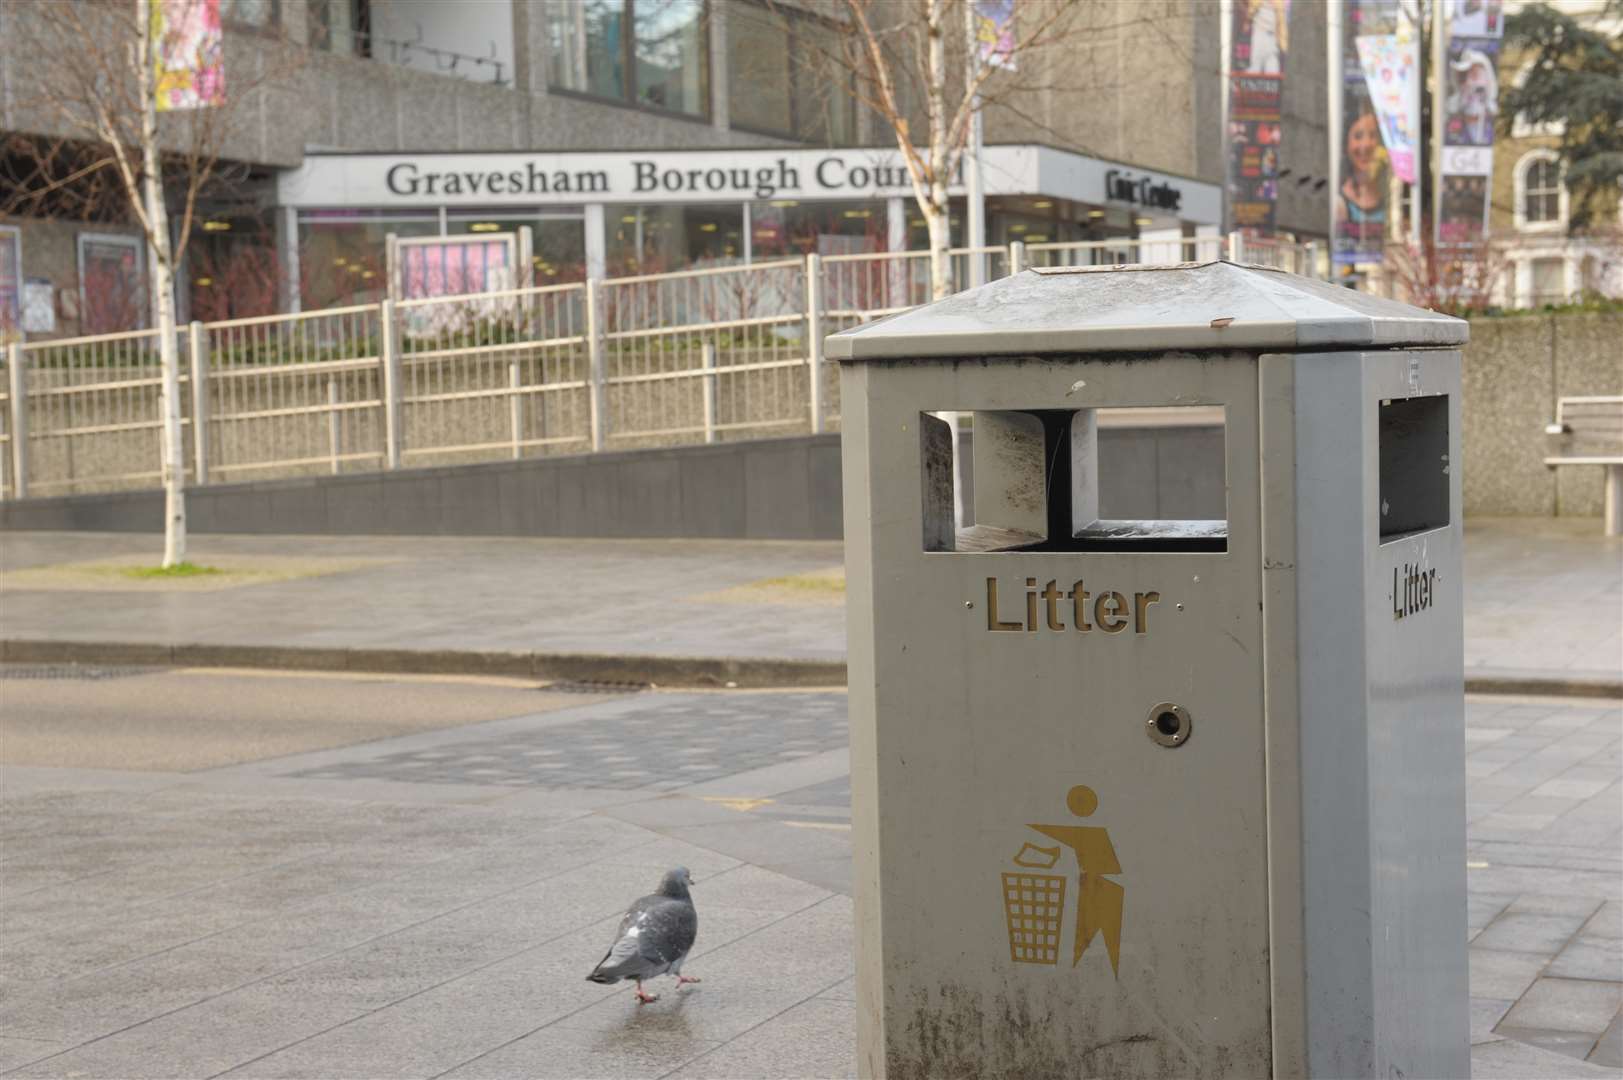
[1002,871,1067,964]
[1003,784,1125,977]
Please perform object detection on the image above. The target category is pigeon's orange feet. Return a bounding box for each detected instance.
[634,983,660,1004]
[677,975,701,985]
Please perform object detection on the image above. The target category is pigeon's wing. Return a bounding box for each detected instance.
[636,896,698,967]
[590,895,686,981]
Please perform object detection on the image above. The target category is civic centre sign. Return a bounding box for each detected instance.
[277,145,1220,226]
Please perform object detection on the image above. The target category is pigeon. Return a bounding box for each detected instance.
[586,866,699,1004]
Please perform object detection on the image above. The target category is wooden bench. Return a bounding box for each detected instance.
[1545,395,1623,535]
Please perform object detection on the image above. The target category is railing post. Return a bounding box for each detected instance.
[6,342,26,500]
[188,320,209,485]
[509,359,523,459]
[379,298,402,469]
[585,277,606,452]
[327,378,341,475]
[702,342,718,444]
[1007,240,1026,274]
[1226,230,1242,263]
[806,254,824,435]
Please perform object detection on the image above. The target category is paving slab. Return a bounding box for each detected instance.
[2,518,1619,694]
[1,687,1618,1079]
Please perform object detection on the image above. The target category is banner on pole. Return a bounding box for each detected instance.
[1227,0,1291,233]
[1437,0,1503,247]
[1333,1,1401,265]
[973,0,1017,71]
[1354,30,1420,185]
[153,0,224,111]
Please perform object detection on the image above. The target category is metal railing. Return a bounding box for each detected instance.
[2,233,1324,498]
[1024,235,1227,269]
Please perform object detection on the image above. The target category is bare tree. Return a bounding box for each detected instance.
[802,0,1189,301]
[1382,235,1512,314]
[4,1,295,565]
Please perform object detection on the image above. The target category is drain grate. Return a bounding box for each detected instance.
[542,679,651,695]
[0,665,163,681]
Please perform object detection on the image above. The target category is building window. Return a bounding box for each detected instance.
[544,0,709,120]
[78,233,147,333]
[750,200,885,258]
[728,3,854,144]
[1523,158,1561,224]
[1529,257,1565,306]
[297,210,438,310]
[607,203,742,275]
[222,0,279,29]
[447,209,587,283]
[308,0,368,55]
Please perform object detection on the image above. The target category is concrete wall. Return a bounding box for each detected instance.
[0,425,1228,539]
[1462,311,1620,518]
[6,305,1614,536]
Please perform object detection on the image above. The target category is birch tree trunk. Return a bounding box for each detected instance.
[136,0,187,566]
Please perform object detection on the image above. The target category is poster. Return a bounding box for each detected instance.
[1333,1,1400,265]
[1437,0,1504,247]
[1226,0,1290,233]
[22,278,55,335]
[153,0,224,111]
[973,0,1017,71]
[1354,31,1420,184]
[1449,0,1504,37]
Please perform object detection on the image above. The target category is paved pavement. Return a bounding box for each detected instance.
[3,517,1619,692]
[0,670,1618,1078]
[0,515,1617,1076]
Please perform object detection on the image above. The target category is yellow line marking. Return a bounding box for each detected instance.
[1466,861,1490,869]
[783,820,852,831]
[698,796,776,812]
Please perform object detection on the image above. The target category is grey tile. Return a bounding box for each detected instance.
[665,997,857,1079]
[1470,949,1550,1001]
[1472,913,1595,956]
[1591,1009,1623,1068]
[1472,1034,1623,1078]
[438,1024,722,1080]
[1584,901,1623,940]
[1508,895,1608,918]
[1501,977,1623,1036]
[0,1037,63,1074]
[1495,1027,1603,1061]
[1547,936,1623,982]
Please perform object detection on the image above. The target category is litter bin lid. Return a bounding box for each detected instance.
[825,260,1469,361]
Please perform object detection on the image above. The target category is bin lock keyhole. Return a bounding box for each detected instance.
[1146,702,1192,748]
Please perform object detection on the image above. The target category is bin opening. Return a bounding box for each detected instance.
[1379,394,1450,542]
[921,406,1228,553]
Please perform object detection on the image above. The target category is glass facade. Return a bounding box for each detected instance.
[607,203,742,275]
[222,0,278,28]
[727,3,854,144]
[187,213,281,321]
[298,211,438,309]
[751,200,886,258]
[307,0,367,55]
[447,210,587,283]
[544,0,708,119]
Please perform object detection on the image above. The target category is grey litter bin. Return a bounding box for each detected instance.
[830,261,1470,1080]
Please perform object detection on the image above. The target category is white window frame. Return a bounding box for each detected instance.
[1523,254,1569,308]
[1513,150,1568,234]
[77,232,148,332]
